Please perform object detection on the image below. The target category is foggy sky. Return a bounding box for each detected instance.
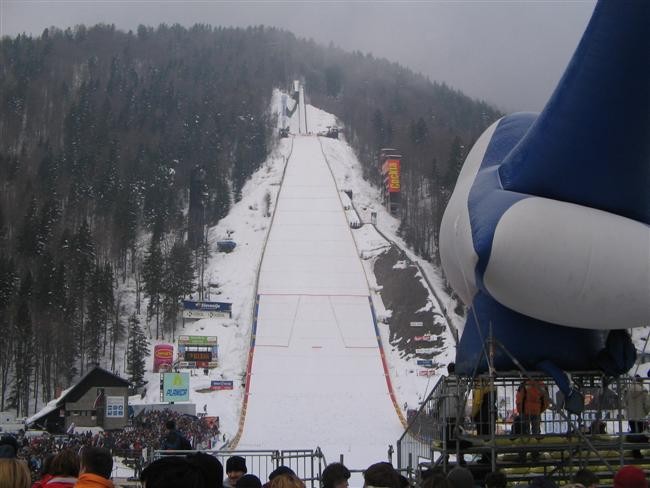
[1,1,596,112]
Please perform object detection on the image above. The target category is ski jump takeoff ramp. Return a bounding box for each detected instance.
[237,137,404,468]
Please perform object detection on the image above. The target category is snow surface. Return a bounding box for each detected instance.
[127,90,466,473]
[237,134,404,468]
[23,84,650,476]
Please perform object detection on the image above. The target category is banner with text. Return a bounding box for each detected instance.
[162,373,190,402]
[105,396,125,418]
[182,300,232,319]
[210,380,234,391]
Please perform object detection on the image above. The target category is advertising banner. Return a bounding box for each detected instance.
[210,380,234,391]
[414,335,434,342]
[177,336,219,369]
[162,373,190,402]
[153,344,174,372]
[415,347,435,354]
[178,335,217,344]
[105,396,125,417]
[385,159,401,193]
[418,370,436,377]
[416,359,434,367]
[182,301,232,319]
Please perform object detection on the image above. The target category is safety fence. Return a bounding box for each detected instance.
[397,372,650,475]
[153,449,325,487]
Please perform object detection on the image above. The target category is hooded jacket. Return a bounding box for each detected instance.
[45,476,77,488]
[74,473,114,488]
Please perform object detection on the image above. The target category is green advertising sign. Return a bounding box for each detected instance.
[162,372,190,402]
[178,335,217,345]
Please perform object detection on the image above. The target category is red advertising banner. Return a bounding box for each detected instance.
[153,344,174,373]
[414,335,434,342]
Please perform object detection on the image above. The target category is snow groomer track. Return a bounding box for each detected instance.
[235,136,405,468]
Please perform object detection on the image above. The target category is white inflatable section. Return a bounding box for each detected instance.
[238,137,403,468]
[485,197,650,329]
[439,120,500,307]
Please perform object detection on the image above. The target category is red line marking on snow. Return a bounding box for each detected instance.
[258,292,370,298]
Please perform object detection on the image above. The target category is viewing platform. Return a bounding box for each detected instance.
[397,372,650,486]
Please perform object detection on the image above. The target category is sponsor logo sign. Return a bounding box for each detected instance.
[414,335,434,341]
[105,396,125,418]
[417,359,434,367]
[153,344,174,373]
[178,361,218,369]
[162,373,190,402]
[182,301,232,319]
[177,336,219,369]
[210,380,234,391]
[385,159,401,193]
[415,347,435,354]
[178,336,217,344]
[418,370,436,377]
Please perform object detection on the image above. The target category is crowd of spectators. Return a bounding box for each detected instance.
[4,409,220,482]
[0,439,114,488]
[2,419,649,488]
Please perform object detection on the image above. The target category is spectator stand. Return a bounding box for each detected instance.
[397,370,650,486]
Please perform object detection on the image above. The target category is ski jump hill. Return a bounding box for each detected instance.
[234,103,405,467]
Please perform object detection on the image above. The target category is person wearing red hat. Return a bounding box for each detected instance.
[614,466,648,488]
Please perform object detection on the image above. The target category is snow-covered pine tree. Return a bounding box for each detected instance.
[162,240,194,340]
[142,237,164,339]
[126,313,149,388]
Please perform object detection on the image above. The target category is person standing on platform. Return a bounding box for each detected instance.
[516,378,550,461]
[624,375,650,459]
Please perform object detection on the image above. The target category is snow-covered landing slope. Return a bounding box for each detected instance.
[237,137,404,468]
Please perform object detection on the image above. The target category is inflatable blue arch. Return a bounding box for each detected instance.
[439,1,650,385]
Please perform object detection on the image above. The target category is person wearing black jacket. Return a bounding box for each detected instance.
[161,420,191,450]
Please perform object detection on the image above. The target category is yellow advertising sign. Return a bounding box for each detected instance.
[386,159,401,192]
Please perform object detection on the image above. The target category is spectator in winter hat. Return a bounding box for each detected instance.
[485,471,507,488]
[528,478,558,488]
[187,452,224,488]
[237,474,263,488]
[614,466,648,488]
[0,435,19,459]
[446,466,476,488]
[363,462,401,488]
[322,462,351,488]
[224,456,248,488]
[141,456,207,488]
[421,473,453,488]
[572,469,598,488]
[270,466,295,481]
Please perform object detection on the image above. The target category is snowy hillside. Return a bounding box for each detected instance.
[131,90,458,464]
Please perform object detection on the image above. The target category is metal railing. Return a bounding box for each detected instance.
[397,372,650,474]
[152,448,326,488]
